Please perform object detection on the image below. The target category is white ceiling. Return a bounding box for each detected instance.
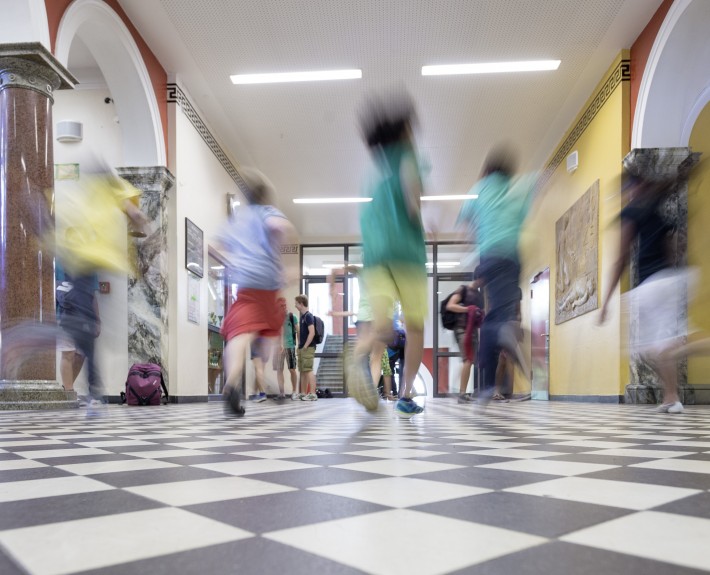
[116,0,663,240]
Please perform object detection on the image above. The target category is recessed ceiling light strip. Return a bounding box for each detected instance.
[231,69,362,84]
[422,60,560,76]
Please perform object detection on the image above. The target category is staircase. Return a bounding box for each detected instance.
[316,334,348,394]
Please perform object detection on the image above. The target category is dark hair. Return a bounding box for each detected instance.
[239,167,274,205]
[359,92,416,149]
[481,145,517,178]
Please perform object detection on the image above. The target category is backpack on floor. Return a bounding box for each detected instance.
[122,363,168,406]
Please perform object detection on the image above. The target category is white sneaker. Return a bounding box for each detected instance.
[304,393,318,401]
[291,392,300,401]
[657,401,684,414]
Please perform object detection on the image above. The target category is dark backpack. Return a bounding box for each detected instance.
[440,285,467,330]
[56,280,77,311]
[122,363,168,406]
[312,314,325,345]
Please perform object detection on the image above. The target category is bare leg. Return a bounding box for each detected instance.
[60,351,76,391]
[402,326,423,398]
[224,333,255,395]
[459,360,472,395]
[252,357,266,394]
[654,352,680,405]
[289,368,298,394]
[276,354,285,395]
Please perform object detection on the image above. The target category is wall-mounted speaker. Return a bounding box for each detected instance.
[566,150,579,174]
[56,121,83,143]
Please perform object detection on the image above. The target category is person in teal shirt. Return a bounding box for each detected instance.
[458,146,538,405]
[352,94,427,417]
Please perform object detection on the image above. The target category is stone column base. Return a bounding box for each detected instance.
[0,381,79,410]
[624,383,695,405]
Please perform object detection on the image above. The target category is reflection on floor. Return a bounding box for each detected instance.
[1,399,710,575]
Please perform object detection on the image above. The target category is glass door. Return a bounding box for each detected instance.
[304,276,345,395]
[433,273,476,396]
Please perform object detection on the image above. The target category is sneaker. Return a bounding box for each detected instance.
[77,394,90,407]
[86,399,106,418]
[457,393,474,404]
[345,354,379,411]
[255,392,267,403]
[291,392,300,401]
[395,397,424,418]
[223,386,245,417]
[304,392,318,401]
[657,401,684,414]
[273,394,286,402]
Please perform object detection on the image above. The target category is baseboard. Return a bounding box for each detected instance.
[549,395,624,404]
[168,396,208,404]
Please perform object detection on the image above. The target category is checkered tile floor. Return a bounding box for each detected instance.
[1,399,710,575]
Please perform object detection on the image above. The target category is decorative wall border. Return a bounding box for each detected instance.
[280,244,299,255]
[167,83,249,195]
[541,58,631,185]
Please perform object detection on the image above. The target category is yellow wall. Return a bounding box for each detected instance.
[519,53,630,398]
[688,102,710,384]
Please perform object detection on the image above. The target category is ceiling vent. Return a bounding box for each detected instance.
[56,121,83,143]
[566,150,579,174]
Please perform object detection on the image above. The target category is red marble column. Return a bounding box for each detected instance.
[0,44,75,399]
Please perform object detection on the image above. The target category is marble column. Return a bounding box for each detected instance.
[622,147,700,405]
[0,43,78,409]
[116,167,174,391]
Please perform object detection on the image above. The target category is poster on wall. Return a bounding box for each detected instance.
[185,218,204,277]
[555,180,599,324]
[188,272,200,324]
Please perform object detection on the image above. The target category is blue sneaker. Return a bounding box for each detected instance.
[395,397,424,418]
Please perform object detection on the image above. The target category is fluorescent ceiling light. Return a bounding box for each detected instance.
[422,60,561,76]
[426,261,460,267]
[231,69,362,85]
[421,194,477,201]
[293,197,372,204]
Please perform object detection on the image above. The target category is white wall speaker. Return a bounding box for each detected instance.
[566,150,579,173]
[56,120,83,143]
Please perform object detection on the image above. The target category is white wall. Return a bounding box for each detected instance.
[52,88,128,396]
[170,103,242,397]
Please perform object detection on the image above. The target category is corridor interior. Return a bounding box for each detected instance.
[1,399,709,575]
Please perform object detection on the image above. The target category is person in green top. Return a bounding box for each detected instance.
[272,297,298,400]
[457,146,538,405]
[352,94,427,417]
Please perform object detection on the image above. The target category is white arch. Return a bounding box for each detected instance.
[0,0,50,49]
[632,0,710,148]
[55,0,166,166]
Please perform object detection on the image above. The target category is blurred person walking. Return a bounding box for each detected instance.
[600,172,699,414]
[352,93,428,417]
[217,169,298,417]
[458,146,538,407]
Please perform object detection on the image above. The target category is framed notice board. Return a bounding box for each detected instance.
[185,218,204,278]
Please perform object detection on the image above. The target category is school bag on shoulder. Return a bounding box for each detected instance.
[312,313,325,344]
[440,285,468,330]
[122,363,168,406]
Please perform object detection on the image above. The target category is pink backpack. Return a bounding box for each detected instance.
[122,363,168,406]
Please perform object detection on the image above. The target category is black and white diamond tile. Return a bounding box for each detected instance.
[0,399,709,574]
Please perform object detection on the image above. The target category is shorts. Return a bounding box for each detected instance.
[454,326,478,360]
[625,267,699,355]
[273,347,297,371]
[221,288,281,341]
[381,350,392,376]
[362,263,427,329]
[297,346,316,372]
[57,330,76,352]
